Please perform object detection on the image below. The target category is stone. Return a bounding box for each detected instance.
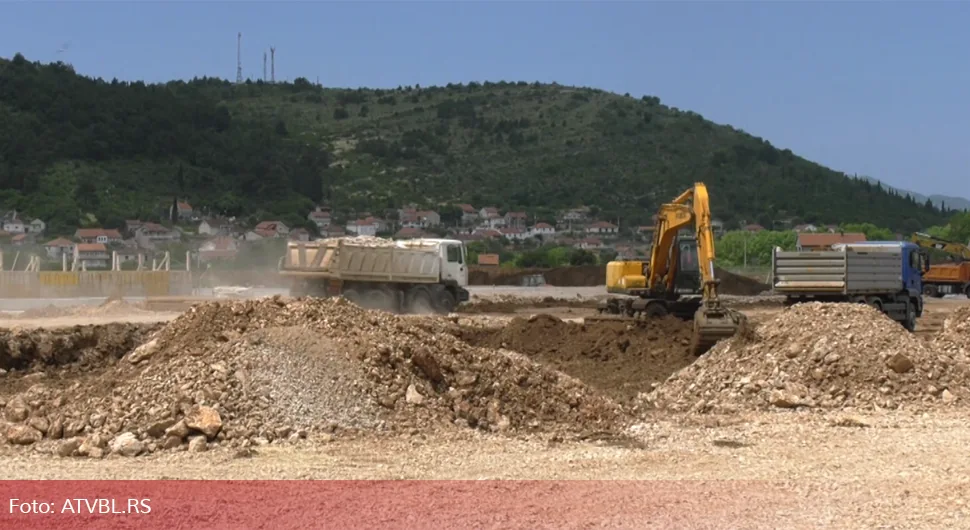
[187,435,208,453]
[4,396,29,423]
[5,425,43,445]
[405,384,425,405]
[127,339,159,364]
[942,389,957,404]
[184,406,222,439]
[886,353,914,374]
[27,416,49,435]
[56,438,83,457]
[164,419,190,440]
[109,432,145,457]
[161,436,183,450]
[147,419,177,439]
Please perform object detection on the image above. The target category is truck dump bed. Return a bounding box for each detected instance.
[279,238,441,284]
[772,246,903,295]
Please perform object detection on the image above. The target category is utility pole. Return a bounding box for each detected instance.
[235,32,243,84]
[270,46,276,83]
[263,51,267,82]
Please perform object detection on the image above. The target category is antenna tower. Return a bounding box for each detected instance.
[235,32,243,84]
[270,46,276,83]
[263,51,267,82]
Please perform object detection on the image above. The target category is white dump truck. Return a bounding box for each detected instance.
[278,236,470,314]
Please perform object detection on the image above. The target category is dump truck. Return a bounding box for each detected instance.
[909,232,970,298]
[279,236,470,314]
[770,241,929,331]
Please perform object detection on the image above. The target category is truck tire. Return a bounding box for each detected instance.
[432,289,457,314]
[362,287,396,312]
[342,288,362,307]
[405,286,434,314]
[965,284,970,299]
[903,300,917,332]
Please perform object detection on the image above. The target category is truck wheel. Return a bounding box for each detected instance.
[405,287,434,314]
[342,288,362,307]
[903,300,917,332]
[964,284,970,299]
[363,288,395,312]
[923,285,936,297]
[432,290,457,314]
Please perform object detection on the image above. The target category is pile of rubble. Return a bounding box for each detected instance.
[650,303,970,413]
[935,306,970,351]
[318,235,398,247]
[16,300,152,320]
[1,296,627,457]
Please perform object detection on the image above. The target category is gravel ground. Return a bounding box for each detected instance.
[2,411,970,526]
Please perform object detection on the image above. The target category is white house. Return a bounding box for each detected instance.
[499,227,529,241]
[346,219,378,237]
[308,207,331,230]
[586,221,618,235]
[2,219,25,234]
[458,204,478,225]
[44,238,75,260]
[74,243,110,269]
[28,219,45,234]
[529,222,556,238]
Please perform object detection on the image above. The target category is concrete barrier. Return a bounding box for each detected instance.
[0,271,193,298]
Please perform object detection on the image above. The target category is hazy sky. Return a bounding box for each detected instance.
[2,1,967,197]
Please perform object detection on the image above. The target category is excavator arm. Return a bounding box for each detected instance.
[646,183,747,353]
[910,232,970,261]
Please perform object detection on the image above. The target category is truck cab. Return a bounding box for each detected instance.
[398,238,469,300]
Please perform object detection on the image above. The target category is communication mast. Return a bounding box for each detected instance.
[263,51,267,82]
[235,32,243,84]
[270,46,276,83]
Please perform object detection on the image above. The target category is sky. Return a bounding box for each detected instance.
[1,1,968,198]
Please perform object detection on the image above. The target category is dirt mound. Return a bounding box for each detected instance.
[938,306,970,346]
[714,267,769,296]
[0,297,628,456]
[458,315,695,404]
[651,303,970,413]
[0,323,159,373]
[17,300,152,320]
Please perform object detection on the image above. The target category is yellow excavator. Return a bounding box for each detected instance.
[594,182,747,355]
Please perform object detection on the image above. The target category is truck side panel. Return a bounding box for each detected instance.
[280,241,440,284]
[844,249,904,293]
[772,251,847,293]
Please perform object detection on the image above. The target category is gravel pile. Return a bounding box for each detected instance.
[317,235,399,247]
[650,302,970,413]
[1,296,627,457]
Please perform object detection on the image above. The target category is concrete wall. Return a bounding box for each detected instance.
[0,271,193,298]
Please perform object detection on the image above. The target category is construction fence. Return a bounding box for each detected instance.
[0,271,194,298]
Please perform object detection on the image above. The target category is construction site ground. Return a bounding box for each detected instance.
[2,287,969,526]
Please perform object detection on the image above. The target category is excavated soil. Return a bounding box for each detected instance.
[0,297,630,457]
[650,303,970,413]
[15,299,153,320]
[456,315,696,404]
[458,295,599,314]
[0,323,160,373]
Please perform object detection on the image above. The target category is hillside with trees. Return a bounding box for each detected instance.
[0,53,953,235]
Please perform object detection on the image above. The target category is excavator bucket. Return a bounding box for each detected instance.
[690,304,748,356]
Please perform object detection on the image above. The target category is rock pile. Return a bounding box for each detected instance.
[936,306,970,350]
[317,235,399,247]
[650,302,970,413]
[1,296,627,456]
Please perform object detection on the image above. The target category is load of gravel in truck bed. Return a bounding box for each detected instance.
[649,302,970,413]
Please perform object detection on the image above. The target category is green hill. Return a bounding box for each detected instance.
[0,53,949,235]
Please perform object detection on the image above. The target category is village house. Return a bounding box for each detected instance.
[198,217,234,236]
[479,207,499,219]
[124,220,144,236]
[199,237,240,262]
[11,233,34,246]
[74,243,110,269]
[75,228,123,244]
[559,207,590,223]
[169,201,194,222]
[307,207,332,231]
[458,204,479,225]
[529,222,556,238]
[416,210,441,228]
[586,221,619,235]
[44,238,75,260]
[743,224,766,233]
[254,221,290,238]
[504,211,528,229]
[346,218,378,237]
[136,223,180,242]
[499,227,528,241]
[793,223,820,233]
[28,219,45,234]
[796,232,867,251]
[288,228,311,242]
[472,228,503,240]
[2,218,25,234]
